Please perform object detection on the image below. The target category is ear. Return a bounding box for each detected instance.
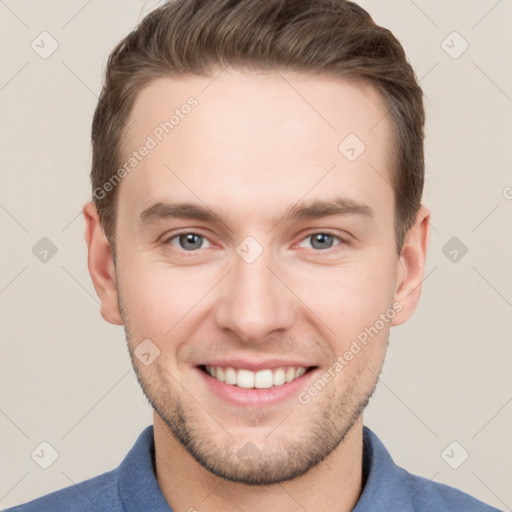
[391,206,430,326]
[83,202,123,325]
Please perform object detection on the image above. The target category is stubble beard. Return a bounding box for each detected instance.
[119,292,385,485]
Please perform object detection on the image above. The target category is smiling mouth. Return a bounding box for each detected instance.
[198,365,317,389]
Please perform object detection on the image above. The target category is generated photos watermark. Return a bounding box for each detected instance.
[298,301,403,405]
[93,96,198,200]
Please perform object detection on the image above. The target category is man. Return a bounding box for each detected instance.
[7,0,502,510]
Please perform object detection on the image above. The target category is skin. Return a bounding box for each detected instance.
[84,68,429,512]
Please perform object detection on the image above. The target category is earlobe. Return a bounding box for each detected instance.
[391,206,430,326]
[83,202,123,325]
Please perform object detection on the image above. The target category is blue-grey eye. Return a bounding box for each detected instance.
[169,233,211,251]
[299,233,341,250]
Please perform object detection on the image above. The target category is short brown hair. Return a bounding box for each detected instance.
[91,0,425,254]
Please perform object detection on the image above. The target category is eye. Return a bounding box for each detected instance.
[166,232,212,251]
[298,232,343,251]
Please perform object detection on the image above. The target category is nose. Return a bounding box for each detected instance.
[214,246,296,343]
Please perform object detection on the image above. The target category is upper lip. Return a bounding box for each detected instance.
[196,358,317,372]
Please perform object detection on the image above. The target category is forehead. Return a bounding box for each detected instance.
[118,68,394,224]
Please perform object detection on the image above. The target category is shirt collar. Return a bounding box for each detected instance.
[118,425,413,512]
[118,426,173,512]
[353,427,415,512]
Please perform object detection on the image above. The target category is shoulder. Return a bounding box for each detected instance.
[361,427,503,512]
[4,468,123,512]
[404,470,504,512]
[4,426,156,512]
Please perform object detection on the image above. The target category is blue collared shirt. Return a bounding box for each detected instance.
[6,425,502,511]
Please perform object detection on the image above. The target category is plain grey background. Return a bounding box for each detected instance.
[0,0,511,509]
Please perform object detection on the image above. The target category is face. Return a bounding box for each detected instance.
[86,68,428,485]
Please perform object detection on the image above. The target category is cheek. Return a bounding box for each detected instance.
[116,252,217,339]
[289,257,396,345]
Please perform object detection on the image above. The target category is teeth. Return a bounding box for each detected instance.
[237,369,254,388]
[224,367,237,385]
[255,369,273,389]
[272,368,286,386]
[296,367,306,378]
[204,365,309,389]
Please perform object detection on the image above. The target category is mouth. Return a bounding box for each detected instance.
[198,364,317,389]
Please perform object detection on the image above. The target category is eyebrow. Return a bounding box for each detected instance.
[138,197,373,226]
[284,197,373,221]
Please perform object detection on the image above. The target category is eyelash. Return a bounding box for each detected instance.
[163,230,347,255]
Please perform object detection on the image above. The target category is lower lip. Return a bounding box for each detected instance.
[195,366,318,407]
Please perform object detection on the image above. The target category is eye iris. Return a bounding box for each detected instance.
[176,234,335,251]
[311,233,334,250]
[179,233,203,250]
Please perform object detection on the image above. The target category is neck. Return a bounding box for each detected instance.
[153,412,364,512]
